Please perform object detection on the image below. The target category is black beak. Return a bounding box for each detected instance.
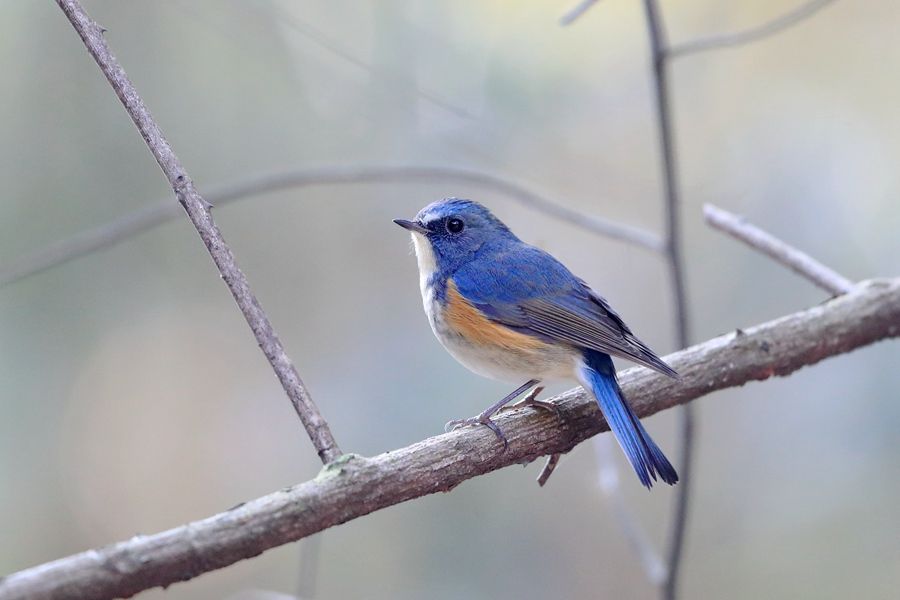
[393,218,428,234]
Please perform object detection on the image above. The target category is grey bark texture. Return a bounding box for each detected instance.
[2,278,898,600]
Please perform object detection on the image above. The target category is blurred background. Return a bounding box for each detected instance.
[1,1,898,599]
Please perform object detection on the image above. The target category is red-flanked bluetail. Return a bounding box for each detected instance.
[395,199,679,488]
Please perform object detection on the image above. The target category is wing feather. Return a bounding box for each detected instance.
[453,243,679,378]
[520,293,679,378]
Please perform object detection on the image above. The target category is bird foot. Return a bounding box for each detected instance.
[500,386,559,419]
[445,414,509,451]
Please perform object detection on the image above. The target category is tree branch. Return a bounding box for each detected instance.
[704,204,854,296]
[0,165,663,289]
[559,0,601,26]
[54,0,341,463]
[594,437,667,584]
[668,0,838,59]
[2,278,898,600]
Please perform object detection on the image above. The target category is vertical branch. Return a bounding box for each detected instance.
[296,535,322,599]
[640,1,694,598]
[55,0,342,463]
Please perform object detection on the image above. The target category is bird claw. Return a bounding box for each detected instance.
[502,396,560,416]
[444,415,509,451]
[523,397,562,419]
[500,386,560,420]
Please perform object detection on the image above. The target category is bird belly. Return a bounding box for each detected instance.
[424,282,577,383]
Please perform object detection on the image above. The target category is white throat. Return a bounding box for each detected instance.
[410,232,438,297]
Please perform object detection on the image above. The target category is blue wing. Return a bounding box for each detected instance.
[453,242,678,378]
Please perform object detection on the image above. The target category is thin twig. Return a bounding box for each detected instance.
[0,165,663,288]
[559,0,601,26]
[536,453,561,486]
[2,278,897,600]
[668,0,838,59]
[55,0,342,463]
[640,1,693,598]
[262,2,476,120]
[704,204,855,296]
[170,0,474,121]
[296,535,321,600]
[594,437,667,584]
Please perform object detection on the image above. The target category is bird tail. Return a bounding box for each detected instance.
[578,351,678,488]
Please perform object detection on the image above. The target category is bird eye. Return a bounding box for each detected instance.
[446,217,465,234]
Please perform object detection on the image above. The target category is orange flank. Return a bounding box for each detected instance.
[444,281,547,352]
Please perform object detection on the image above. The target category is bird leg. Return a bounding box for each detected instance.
[504,385,564,486]
[445,379,539,451]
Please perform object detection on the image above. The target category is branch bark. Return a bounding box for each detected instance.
[3,278,898,600]
[54,0,341,463]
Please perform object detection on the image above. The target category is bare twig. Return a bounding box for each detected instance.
[668,0,838,59]
[594,437,667,584]
[296,535,321,600]
[2,278,897,600]
[536,453,561,486]
[171,0,474,121]
[0,165,662,288]
[639,2,693,597]
[559,0,601,26]
[704,204,854,296]
[55,0,341,463]
[262,3,475,120]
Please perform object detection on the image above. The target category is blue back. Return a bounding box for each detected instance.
[415,199,677,377]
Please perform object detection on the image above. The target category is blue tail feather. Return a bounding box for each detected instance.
[579,351,678,489]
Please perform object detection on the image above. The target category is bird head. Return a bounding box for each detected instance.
[394,198,516,273]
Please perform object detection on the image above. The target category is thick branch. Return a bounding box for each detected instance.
[3,278,898,600]
[704,204,854,296]
[55,0,341,462]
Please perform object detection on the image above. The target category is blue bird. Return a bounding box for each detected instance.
[394,199,679,488]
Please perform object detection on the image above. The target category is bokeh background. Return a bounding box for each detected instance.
[1,1,898,599]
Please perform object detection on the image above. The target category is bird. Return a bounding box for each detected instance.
[393,198,679,488]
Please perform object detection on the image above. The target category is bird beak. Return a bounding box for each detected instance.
[393,218,428,234]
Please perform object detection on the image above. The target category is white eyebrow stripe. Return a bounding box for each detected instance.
[418,210,440,224]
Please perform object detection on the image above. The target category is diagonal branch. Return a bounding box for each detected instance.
[704,204,854,296]
[0,165,663,289]
[668,0,838,59]
[594,437,667,584]
[55,0,341,463]
[2,278,898,600]
[559,0,602,26]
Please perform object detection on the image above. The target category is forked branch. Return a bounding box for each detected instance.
[669,0,838,59]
